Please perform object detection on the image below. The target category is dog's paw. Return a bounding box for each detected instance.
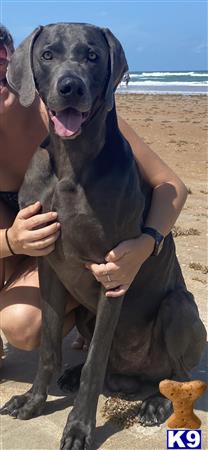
[57,364,83,393]
[0,391,47,420]
[60,412,95,450]
[137,395,172,427]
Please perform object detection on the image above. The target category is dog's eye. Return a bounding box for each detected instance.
[42,50,53,60]
[88,50,97,61]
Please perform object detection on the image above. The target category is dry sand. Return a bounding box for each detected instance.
[116,94,207,324]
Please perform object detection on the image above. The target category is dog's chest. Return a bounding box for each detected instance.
[52,178,108,261]
[51,156,142,263]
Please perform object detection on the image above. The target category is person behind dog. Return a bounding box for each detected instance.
[0,24,188,364]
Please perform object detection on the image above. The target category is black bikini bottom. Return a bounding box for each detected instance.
[0,191,19,213]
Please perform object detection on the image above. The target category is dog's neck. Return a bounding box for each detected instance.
[48,102,120,179]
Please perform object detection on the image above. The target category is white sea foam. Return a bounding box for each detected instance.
[140,71,208,77]
[119,71,208,94]
[120,80,208,87]
[129,73,142,78]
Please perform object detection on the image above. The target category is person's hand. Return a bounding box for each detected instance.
[85,234,155,297]
[7,201,60,256]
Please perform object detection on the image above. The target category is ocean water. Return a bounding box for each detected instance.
[116,71,208,95]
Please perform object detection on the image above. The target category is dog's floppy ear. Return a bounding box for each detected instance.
[6,26,43,107]
[101,28,128,111]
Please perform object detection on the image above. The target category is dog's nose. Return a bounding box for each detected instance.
[57,77,85,98]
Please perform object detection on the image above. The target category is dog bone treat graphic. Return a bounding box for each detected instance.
[159,379,207,429]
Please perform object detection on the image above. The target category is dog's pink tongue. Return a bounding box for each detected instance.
[51,108,82,137]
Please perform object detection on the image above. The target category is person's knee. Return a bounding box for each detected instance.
[1,303,42,351]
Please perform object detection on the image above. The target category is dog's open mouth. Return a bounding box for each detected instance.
[49,107,90,138]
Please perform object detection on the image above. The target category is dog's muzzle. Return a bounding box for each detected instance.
[48,75,91,139]
[57,76,86,99]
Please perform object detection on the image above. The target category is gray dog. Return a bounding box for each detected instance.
[1,23,206,450]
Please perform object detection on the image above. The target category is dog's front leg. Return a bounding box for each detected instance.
[0,259,67,420]
[60,290,124,450]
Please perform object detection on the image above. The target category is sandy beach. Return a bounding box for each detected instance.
[116,94,208,321]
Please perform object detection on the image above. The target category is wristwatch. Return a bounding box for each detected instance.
[142,227,164,256]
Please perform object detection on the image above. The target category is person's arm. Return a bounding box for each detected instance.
[86,117,188,297]
[0,229,14,258]
[118,115,188,237]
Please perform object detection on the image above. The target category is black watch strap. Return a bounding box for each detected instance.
[142,227,164,256]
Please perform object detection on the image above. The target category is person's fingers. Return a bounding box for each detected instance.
[85,261,119,278]
[94,272,115,283]
[85,263,107,277]
[25,211,58,230]
[17,201,42,219]
[27,222,60,241]
[89,269,119,285]
[32,243,56,256]
[105,242,129,262]
[27,231,60,249]
[103,280,120,289]
[105,285,129,298]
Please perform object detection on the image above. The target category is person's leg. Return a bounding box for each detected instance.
[0,199,79,362]
[0,258,79,349]
[0,258,42,350]
[0,198,18,362]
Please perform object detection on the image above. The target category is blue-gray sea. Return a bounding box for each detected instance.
[116,71,208,95]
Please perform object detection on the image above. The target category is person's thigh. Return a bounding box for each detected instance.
[0,255,79,350]
[0,256,42,349]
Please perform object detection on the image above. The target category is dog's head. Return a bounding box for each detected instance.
[7,23,128,139]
